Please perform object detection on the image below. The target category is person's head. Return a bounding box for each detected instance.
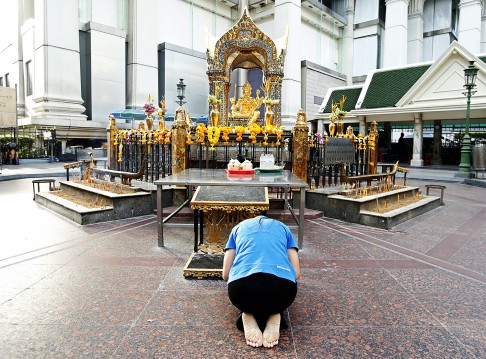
[400,132,404,138]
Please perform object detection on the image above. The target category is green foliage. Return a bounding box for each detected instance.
[0,135,45,158]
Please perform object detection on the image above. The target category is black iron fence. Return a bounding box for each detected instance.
[308,135,370,188]
[114,130,371,189]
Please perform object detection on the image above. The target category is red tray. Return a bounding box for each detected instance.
[226,169,255,175]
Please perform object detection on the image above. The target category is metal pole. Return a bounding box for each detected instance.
[458,88,472,174]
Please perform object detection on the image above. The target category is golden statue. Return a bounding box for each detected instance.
[230,81,263,119]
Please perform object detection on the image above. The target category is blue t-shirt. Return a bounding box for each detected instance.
[224,216,299,284]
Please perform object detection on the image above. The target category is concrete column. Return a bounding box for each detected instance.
[275,0,301,129]
[410,113,424,167]
[61,140,67,154]
[343,2,355,85]
[359,116,367,135]
[407,0,424,64]
[383,0,410,68]
[458,0,482,54]
[432,120,442,165]
[12,1,25,118]
[31,0,86,123]
[480,6,486,52]
[126,0,158,109]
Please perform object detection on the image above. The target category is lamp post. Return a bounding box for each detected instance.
[176,78,186,107]
[458,61,479,175]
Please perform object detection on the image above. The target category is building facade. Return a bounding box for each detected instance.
[0,0,484,160]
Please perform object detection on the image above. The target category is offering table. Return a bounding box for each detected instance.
[154,168,307,249]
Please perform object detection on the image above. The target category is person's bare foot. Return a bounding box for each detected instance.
[242,312,263,347]
[263,313,281,348]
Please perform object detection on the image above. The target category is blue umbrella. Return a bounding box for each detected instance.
[111,109,146,121]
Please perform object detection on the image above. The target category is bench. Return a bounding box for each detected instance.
[425,184,446,205]
[32,178,56,200]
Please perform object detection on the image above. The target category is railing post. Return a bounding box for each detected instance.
[171,106,188,175]
[292,109,309,184]
[367,121,379,175]
[106,115,117,170]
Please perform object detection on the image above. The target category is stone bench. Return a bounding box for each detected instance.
[425,184,446,205]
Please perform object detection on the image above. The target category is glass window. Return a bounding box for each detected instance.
[5,73,9,87]
[424,0,452,32]
[26,61,33,96]
[319,0,346,18]
[0,77,3,86]
[423,33,451,61]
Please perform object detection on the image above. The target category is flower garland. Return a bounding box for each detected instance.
[195,123,206,143]
[164,131,172,145]
[220,126,231,145]
[248,123,261,144]
[186,129,194,145]
[207,126,221,150]
[275,126,283,146]
[235,126,245,141]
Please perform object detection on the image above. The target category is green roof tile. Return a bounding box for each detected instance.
[323,87,362,113]
[360,65,430,109]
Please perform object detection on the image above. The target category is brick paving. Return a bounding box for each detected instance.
[0,171,485,357]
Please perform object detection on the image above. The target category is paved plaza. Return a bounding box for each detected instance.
[0,161,485,358]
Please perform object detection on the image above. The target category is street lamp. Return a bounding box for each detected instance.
[176,78,186,106]
[458,61,479,174]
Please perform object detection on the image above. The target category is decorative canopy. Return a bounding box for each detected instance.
[206,8,288,126]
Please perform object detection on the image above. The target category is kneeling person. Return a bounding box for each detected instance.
[222,215,300,348]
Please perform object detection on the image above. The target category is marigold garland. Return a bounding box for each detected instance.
[235,126,245,141]
[195,123,206,143]
[220,126,231,145]
[207,126,221,150]
[186,130,194,145]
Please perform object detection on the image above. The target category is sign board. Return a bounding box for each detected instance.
[323,137,356,165]
[0,87,17,127]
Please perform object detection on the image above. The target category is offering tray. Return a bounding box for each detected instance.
[226,169,255,175]
[255,166,283,173]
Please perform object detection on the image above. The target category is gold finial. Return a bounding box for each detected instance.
[296,109,307,125]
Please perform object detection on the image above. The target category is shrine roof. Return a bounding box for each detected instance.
[359,64,431,109]
[321,87,362,113]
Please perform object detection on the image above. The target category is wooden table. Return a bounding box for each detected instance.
[154,169,308,249]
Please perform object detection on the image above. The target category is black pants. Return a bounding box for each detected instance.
[228,273,297,331]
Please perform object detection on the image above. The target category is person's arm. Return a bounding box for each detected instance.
[222,249,236,281]
[288,248,300,280]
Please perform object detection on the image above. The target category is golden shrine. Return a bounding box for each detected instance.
[206,8,287,126]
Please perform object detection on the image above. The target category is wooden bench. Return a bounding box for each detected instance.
[32,178,56,200]
[425,184,446,205]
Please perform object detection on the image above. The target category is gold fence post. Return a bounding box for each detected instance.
[107,115,117,170]
[171,106,188,175]
[367,121,379,175]
[292,109,309,184]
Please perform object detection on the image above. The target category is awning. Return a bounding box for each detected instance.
[111,109,146,121]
